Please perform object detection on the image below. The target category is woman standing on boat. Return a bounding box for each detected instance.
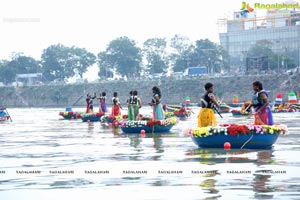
[111,92,122,117]
[252,81,274,125]
[98,92,107,113]
[132,90,142,120]
[85,93,96,113]
[127,91,134,120]
[88,93,97,113]
[198,83,220,127]
[149,86,164,120]
[85,94,91,113]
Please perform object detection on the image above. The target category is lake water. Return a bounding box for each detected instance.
[0,107,300,200]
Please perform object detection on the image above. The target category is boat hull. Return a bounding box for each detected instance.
[192,133,279,149]
[81,113,104,122]
[0,116,10,122]
[59,111,82,120]
[121,124,174,134]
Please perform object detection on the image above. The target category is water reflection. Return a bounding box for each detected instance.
[152,135,164,152]
[128,134,142,148]
[185,149,278,166]
[0,108,299,199]
[198,171,220,195]
[253,174,273,195]
[256,151,275,166]
[186,149,255,164]
[87,122,94,134]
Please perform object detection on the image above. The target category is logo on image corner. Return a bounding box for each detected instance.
[240,2,254,17]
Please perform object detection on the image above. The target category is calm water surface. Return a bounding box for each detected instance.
[0,107,300,200]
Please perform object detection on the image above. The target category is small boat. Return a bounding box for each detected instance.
[164,105,180,112]
[272,103,297,113]
[227,103,244,108]
[173,110,191,120]
[164,105,193,120]
[219,104,231,113]
[81,112,105,122]
[100,114,127,124]
[0,107,10,122]
[231,109,251,117]
[185,124,287,149]
[114,117,178,134]
[59,111,82,119]
[59,107,83,120]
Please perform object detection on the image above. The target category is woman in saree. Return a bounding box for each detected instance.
[252,81,274,125]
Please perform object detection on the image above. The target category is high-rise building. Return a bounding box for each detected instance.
[218,9,300,72]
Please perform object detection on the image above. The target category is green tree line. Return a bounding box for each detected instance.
[0,36,296,85]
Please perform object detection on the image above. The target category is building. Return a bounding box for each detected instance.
[218,9,300,72]
[15,73,43,86]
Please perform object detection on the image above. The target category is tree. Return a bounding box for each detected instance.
[170,34,190,55]
[97,52,114,78]
[97,37,142,78]
[247,40,278,71]
[0,53,40,84]
[169,34,192,72]
[190,39,224,74]
[70,47,96,78]
[143,38,168,74]
[9,53,41,74]
[172,46,194,72]
[41,44,96,82]
[0,60,14,84]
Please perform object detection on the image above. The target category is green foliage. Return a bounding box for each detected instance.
[0,60,13,84]
[143,38,168,74]
[41,44,96,82]
[0,53,40,84]
[98,36,142,78]
[247,40,278,70]
[169,38,228,74]
[191,39,224,74]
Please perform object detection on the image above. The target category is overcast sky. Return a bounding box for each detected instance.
[0,0,250,59]
[0,0,294,80]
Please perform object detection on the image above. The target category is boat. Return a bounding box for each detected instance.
[227,103,244,108]
[219,103,231,113]
[185,124,287,149]
[81,112,105,122]
[271,103,297,113]
[59,111,83,119]
[164,104,181,112]
[164,105,193,120]
[100,114,127,124]
[230,101,253,117]
[113,117,178,134]
[0,107,10,122]
[231,109,251,117]
[173,110,192,120]
[58,107,83,120]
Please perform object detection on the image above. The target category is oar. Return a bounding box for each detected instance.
[241,103,252,114]
[212,105,223,118]
[5,108,12,122]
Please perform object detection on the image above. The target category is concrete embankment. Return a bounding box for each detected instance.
[0,74,299,107]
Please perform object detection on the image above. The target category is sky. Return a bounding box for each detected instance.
[0,0,294,81]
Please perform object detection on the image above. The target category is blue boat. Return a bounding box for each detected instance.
[174,113,188,120]
[227,103,244,108]
[187,124,287,149]
[231,110,250,117]
[192,133,279,149]
[121,124,174,134]
[81,112,104,122]
[0,108,10,122]
[59,111,82,119]
[116,117,178,134]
